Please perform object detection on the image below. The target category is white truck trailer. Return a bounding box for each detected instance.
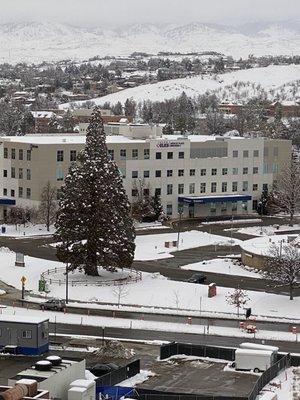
[233,348,273,372]
[239,342,278,365]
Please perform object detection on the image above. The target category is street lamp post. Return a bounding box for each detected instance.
[65,260,69,304]
[177,205,183,249]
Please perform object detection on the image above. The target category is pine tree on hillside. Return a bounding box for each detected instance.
[55,108,135,276]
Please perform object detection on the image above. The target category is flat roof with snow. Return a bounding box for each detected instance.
[0,315,48,324]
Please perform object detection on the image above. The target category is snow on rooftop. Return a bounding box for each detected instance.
[0,314,48,324]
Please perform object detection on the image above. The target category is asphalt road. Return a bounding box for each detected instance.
[51,322,300,354]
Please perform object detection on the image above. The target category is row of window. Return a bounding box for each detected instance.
[4,148,32,161]
[4,168,31,180]
[4,187,31,199]
[57,150,77,162]
[0,328,32,339]
[133,183,269,197]
[165,200,255,216]
[131,166,263,179]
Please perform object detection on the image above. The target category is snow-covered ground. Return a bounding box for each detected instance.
[227,224,300,237]
[62,65,300,108]
[258,368,297,400]
[0,223,54,238]
[134,230,241,261]
[181,257,261,278]
[0,247,299,320]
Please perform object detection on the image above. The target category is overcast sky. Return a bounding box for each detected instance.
[0,0,299,26]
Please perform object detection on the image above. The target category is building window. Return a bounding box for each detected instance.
[243,167,248,175]
[167,152,173,159]
[26,150,31,161]
[156,152,161,160]
[143,188,150,196]
[166,204,173,216]
[11,149,15,159]
[252,200,258,210]
[22,330,32,339]
[178,184,184,194]
[200,183,206,193]
[262,183,268,191]
[144,149,150,159]
[253,183,258,191]
[57,188,63,200]
[179,151,184,159]
[132,149,138,159]
[222,168,228,175]
[242,181,248,192]
[120,149,126,159]
[155,188,161,196]
[70,150,77,161]
[272,163,278,173]
[3,170,7,178]
[18,187,23,198]
[253,150,259,157]
[57,150,64,162]
[211,168,217,176]
[252,167,258,174]
[200,169,206,176]
[11,189,15,197]
[131,189,138,197]
[242,201,248,211]
[264,147,269,157]
[210,203,216,213]
[56,168,64,181]
[232,182,238,192]
[18,168,23,179]
[189,183,195,194]
[243,150,249,158]
[11,167,15,178]
[233,150,238,158]
[167,184,173,195]
[19,149,23,160]
[274,147,278,157]
[155,170,161,178]
[26,169,31,180]
[221,202,227,212]
[132,171,138,179]
[144,170,150,178]
[3,188,7,196]
[178,169,184,177]
[232,167,238,175]
[211,182,217,193]
[3,148,8,159]
[232,202,237,212]
[263,164,269,174]
[167,169,173,177]
[26,188,31,199]
[190,169,195,176]
[222,182,227,192]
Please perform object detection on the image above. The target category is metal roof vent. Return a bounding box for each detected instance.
[35,360,52,371]
[46,355,62,366]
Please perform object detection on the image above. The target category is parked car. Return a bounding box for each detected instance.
[187,273,207,284]
[90,363,119,377]
[40,299,66,311]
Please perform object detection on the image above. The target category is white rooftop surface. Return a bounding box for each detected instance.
[240,234,299,256]
[240,343,279,352]
[1,134,248,145]
[70,379,95,388]
[0,314,48,324]
[235,348,273,356]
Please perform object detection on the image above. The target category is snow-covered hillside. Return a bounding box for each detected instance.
[61,65,300,108]
[0,21,299,63]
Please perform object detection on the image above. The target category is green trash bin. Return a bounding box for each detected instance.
[38,279,46,292]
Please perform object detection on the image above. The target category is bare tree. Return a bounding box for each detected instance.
[265,241,300,300]
[39,182,57,231]
[269,154,300,225]
[172,290,181,313]
[226,287,249,317]
[112,284,129,308]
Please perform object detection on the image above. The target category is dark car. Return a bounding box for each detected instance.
[90,363,119,377]
[40,299,66,311]
[187,273,207,284]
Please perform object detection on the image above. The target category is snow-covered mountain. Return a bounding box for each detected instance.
[0,20,299,63]
[60,65,300,108]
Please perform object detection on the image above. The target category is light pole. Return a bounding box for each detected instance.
[177,205,183,249]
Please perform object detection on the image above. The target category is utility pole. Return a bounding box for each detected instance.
[177,205,183,249]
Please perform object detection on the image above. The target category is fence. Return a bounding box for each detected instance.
[160,342,235,362]
[131,389,246,400]
[96,359,140,388]
[41,267,142,287]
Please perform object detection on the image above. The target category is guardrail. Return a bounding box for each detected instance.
[40,267,142,287]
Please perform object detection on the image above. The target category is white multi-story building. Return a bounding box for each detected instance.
[0,127,291,220]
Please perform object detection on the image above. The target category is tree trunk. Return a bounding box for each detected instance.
[86,238,99,276]
[289,283,294,301]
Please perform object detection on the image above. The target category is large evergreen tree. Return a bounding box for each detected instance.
[55,108,135,276]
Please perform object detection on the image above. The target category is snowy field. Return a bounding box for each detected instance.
[0,223,54,238]
[134,230,241,261]
[62,65,300,108]
[181,258,261,278]
[227,224,300,237]
[0,247,299,320]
